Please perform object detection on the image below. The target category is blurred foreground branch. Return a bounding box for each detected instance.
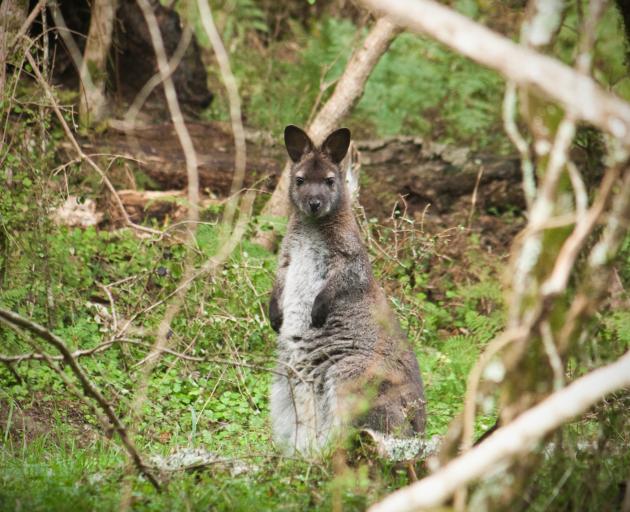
[197,0,246,230]
[254,16,401,249]
[0,306,160,490]
[369,349,630,512]
[359,0,630,143]
[136,0,199,225]
[358,0,630,510]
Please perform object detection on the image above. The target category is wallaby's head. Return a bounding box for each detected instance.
[284,125,351,220]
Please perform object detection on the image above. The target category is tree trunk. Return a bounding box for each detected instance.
[253,16,401,249]
[79,0,118,126]
[0,0,28,94]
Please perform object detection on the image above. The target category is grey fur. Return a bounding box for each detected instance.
[269,126,426,454]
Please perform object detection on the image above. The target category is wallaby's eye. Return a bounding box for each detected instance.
[325,177,335,186]
[296,176,304,186]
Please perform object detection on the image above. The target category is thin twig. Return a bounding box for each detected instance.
[48,2,95,117]
[540,321,564,391]
[540,163,622,297]
[22,48,161,236]
[467,164,484,229]
[0,307,160,490]
[121,24,193,148]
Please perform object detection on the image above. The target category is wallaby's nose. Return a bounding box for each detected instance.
[309,199,321,213]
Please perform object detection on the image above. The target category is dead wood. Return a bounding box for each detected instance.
[356,138,525,215]
[117,189,186,223]
[99,122,281,197]
[81,124,529,230]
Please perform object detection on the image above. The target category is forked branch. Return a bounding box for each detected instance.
[0,307,160,490]
[369,350,630,512]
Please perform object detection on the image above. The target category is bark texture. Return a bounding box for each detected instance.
[0,0,28,93]
[79,0,118,125]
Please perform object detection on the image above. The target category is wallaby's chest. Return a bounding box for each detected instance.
[281,233,330,337]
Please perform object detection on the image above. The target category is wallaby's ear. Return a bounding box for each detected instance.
[322,128,351,164]
[284,125,314,163]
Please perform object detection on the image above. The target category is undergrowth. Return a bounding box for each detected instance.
[1,2,630,510]
[1,206,628,510]
[0,182,507,510]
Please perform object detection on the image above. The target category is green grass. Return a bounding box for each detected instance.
[1,218,627,510]
[1,203,629,511]
[6,211,625,512]
[0,215,507,511]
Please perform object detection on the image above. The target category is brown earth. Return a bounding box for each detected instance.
[74,120,526,253]
[0,394,99,446]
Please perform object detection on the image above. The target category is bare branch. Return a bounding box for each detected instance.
[0,336,311,385]
[255,16,401,248]
[540,163,624,297]
[10,0,45,49]
[48,2,97,111]
[0,307,160,490]
[196,0,246,229]
[121,0,252,447]
[136,0,199,224]
[369,350,630,512]
[359,0,630,143]
[460,328,528,459]
[502,82,535,209]
[23,49,162,236]
[122,25,194,129]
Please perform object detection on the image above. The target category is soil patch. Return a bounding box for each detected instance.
[0,393,99,447]
[71,120,525,252]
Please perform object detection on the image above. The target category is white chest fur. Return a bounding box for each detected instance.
[280,231,330,338]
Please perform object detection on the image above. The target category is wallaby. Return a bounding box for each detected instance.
[269,125,426,454]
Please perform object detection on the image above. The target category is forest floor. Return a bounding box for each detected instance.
[3,2,630,507]
[0,117,517,510]
[87,119,525,246]
[1,118,627,511]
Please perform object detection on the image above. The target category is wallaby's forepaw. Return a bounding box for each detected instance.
[269,296,283,333]
[311,291,329,328]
